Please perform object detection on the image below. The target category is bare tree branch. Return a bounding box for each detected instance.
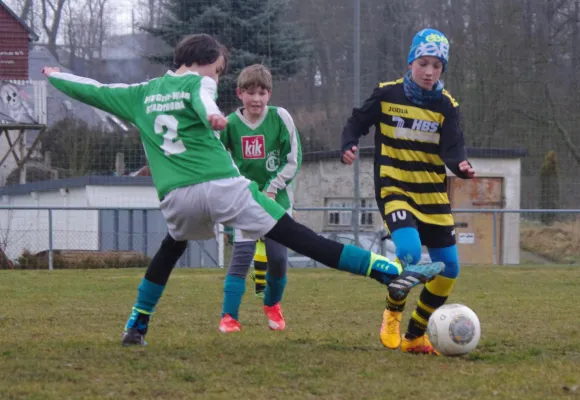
[545,83,580,164]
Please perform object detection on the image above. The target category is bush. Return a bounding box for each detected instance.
[14,249,151,270]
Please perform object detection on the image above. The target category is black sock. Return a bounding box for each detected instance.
[265,214,343,268]
[144,233,188,286]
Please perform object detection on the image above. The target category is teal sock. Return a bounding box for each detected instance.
[264,273,287,307]
[337,244,372,276]
[134,278,165,314]
[337,245,402,277]
[222,275,246,320]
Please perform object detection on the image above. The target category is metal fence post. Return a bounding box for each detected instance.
[352,0,361,246]
[48,209,54,271]
[492,211,498,265]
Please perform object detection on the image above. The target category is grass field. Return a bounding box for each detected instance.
[1,266,580,400]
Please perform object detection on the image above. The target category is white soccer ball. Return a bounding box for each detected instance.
[427,304,481,356]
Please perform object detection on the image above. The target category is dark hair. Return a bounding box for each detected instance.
[173,34,228,73]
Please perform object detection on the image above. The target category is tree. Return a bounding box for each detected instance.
[144,0,308,112]
[62,0,110,76]
[539,151,559,225]
[40,118,146,177]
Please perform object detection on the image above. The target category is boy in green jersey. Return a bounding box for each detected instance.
[218,64,301,333]
[42,33,444,347]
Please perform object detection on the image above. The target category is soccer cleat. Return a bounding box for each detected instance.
[379,309,402,349]
[218,314,242,333]
[122,328,147,346]
[388,262,445,300]
[401,334,440,355]
[121,308,150,346]
[263,303,286,331]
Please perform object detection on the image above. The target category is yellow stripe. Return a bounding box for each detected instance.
[381,102,445,124]
[443,90,459,107]
[381,186,449,206]
[380,123,440,145]
[379,165,446,184]
[134,307,151,315]
[411,310,428,326]
[254,240,267,259]
[417,299,436,314]
[379,79,403,88]
[384,201,454,226]
[381,144,444,166]
[254,254,267,262]
[426,275,456,297]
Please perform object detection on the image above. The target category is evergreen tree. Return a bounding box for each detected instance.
[144,0,308,112]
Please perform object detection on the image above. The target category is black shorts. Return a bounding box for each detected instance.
[382,209,456,249]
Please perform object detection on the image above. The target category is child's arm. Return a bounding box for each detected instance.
[191,76,227,131]
[340,87,383,164]
[43,67,141,124]
[440,107,475,179]
[264,108,302,198]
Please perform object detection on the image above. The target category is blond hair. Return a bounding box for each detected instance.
[237,64,273,91]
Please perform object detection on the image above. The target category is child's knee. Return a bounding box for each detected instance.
[429,245,460,278]
[392,227,422,265]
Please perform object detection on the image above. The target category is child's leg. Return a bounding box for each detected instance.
[123,184,215,346]
[405,243,459,339]
[252,239,268,297]
[399,222,458,355]
[222,237,256,321]
[263,238,288,307]
[123,233,187,344]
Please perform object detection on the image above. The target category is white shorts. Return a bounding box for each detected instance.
[234,208,293,243]
[160,177,285,241]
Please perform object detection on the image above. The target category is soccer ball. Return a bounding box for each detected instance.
[427,304,481,356]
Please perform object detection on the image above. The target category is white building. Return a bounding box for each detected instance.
[0,176,220,266]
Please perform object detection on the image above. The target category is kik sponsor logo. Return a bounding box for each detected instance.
[242,135,265,159]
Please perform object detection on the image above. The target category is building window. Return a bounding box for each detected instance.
[326,198,376,228]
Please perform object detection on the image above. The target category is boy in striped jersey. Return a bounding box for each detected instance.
[218,64,301,332]
[340,28,475,355]
[42,33,444,347]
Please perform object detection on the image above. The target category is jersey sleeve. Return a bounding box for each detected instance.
[48,72,142,123]
[220,117,233,150]
[191,76,222,130]
[340,86,383,153]
[265,108,302,194]
[439,104,470,178]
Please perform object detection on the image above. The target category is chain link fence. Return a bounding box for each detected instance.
[1,0,579,267]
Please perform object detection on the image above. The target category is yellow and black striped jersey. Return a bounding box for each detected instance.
[340,78,469,227]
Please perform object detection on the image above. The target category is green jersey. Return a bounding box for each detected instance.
[220,106,302,210]
[48,71,240,199]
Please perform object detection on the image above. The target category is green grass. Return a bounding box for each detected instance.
[1,266,580,400]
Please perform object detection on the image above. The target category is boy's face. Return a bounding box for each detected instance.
[237,86,271,118]
[196,55,225,83]
[409,56,443,90]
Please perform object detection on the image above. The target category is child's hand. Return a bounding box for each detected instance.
[341,146,358,165]
[208,114,227,130]
[41,67,60,77]
[459,160,475,179]
[266,192,276,200]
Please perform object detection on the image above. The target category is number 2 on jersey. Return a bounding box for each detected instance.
[154,114,186,156]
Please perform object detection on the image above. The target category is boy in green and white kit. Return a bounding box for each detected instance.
[219,64,301,332]
[42,33,444,347]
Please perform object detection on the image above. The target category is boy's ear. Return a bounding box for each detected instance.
[236,87,243,99]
